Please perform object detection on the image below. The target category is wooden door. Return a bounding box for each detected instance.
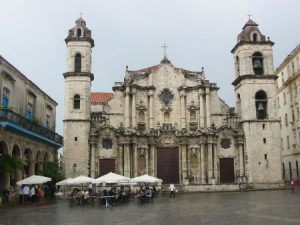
[157,147,179,184]
[99,159,115,176]
[219,158,235,183]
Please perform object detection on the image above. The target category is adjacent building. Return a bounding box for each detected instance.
[276,44,300,181]
[0,55,63,189]
[63,17,283,189]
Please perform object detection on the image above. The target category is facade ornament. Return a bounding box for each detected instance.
[187,100,200,111]
[136,100,147,110]
[160,105,173,112]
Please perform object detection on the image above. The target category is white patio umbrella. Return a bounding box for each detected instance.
[17,175,52,186]
[130,174,163,184]
[55,178,73,186]
[66,175,95,185]
[93,172,130,184]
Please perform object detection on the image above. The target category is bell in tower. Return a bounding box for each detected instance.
[252,52,264,75]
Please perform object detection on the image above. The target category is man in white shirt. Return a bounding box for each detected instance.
[30,186,36,202]
[23,185,30,203]
[169,184,176,198]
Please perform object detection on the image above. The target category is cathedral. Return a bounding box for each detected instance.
[63,17,283,189]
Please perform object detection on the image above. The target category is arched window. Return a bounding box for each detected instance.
[76,28,82,37]
[138,111,145,122]
[252,33,257,42]
[252,52,264,75]
[74,53,82,72]
[73,94,80,109]
[236,93,241,115]
[255,90,267,119]
[235,56,240,75]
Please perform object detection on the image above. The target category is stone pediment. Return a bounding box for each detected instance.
[215,124,243,136]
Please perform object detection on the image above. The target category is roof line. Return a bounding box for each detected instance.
[0,55,58,105]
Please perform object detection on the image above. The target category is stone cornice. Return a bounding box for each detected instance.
[63,119,91,122]
[240,119,280,123]
[231,41,274,54]
[63,72,94,81]
[178,84,219,92]
[65,37,95,48]
[232,74,278,86]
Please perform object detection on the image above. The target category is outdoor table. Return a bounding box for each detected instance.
[99,195,115,207]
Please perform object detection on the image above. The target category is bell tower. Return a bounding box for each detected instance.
[63,17,94,178]
[232,19,283,187]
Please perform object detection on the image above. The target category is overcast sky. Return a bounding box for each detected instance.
[1,0,300,136]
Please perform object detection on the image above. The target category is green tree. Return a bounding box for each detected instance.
[43,162,64,183]
[0,154,24,176]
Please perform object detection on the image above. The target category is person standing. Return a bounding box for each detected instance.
[30,186,36,202]
[169,184,176,198]
[23,185,30,203]
[290,178,296,193]
[88,182,93,193]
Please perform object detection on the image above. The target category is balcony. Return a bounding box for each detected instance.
[0,108,63,148]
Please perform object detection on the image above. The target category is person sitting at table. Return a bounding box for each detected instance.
[145,186,151,198]
[75,190,83,205]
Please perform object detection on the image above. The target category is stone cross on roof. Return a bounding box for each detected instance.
[161,43,168,58]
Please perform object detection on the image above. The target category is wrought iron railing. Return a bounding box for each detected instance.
[0,108,63,145]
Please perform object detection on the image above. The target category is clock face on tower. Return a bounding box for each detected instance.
[159,88,174,105]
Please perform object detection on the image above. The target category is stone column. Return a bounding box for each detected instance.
[133,144,138,177]
[196,147,201,184]
[239,144,245,176]
[205,87,211,127]
[149,90,154,129]
[125,87,130,128]
[38,162,43,174]
[213,144,218,182]
[132,88,136,129]
[200,143,206,184]
[199,89,205,128]
[90,143,97,178]
[29,160,35,176]
[118,145,124,175]
[180,91,186,129]
[124,144,130,177]
[181,143,188,185]
[15,169,23,183]
[207,143,213,183]
[150,146,155,176]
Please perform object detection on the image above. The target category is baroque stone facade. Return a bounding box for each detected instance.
[63,18,283,188]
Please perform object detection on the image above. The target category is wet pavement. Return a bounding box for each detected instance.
[0,190,300,225]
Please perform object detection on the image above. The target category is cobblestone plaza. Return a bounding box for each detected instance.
[0,190,299,225]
